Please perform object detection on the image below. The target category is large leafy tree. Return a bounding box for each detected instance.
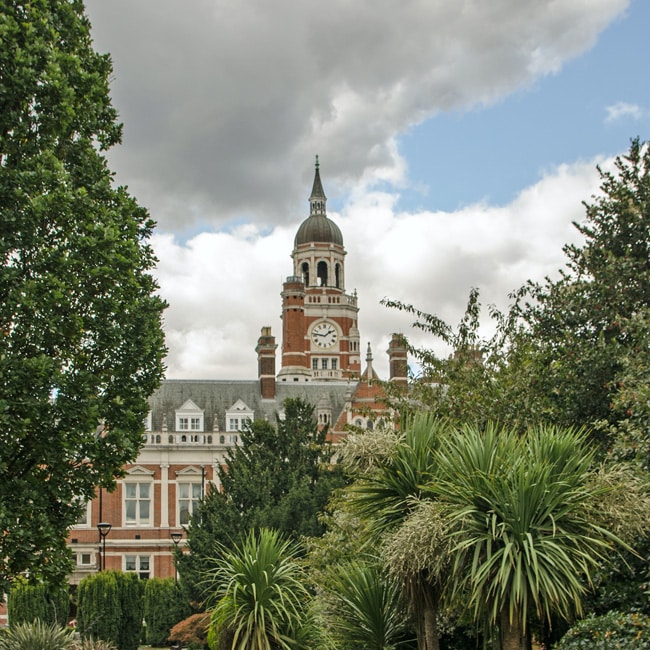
[383,138,650,448]
[178,398,346,606]
[0,0,166,592]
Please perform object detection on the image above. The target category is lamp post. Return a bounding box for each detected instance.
[97,522,112,572]
[170,531,182,583]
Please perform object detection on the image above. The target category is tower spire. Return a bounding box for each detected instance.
[309,155,327,216]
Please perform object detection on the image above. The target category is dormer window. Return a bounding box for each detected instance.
[225,399,254,432]
[175,399,204,432]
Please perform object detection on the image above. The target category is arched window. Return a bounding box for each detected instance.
[335,263,341,288]
[317,261,328,286]
[301,261,309,286]
[168,435,174,444]
[367,420,374,431]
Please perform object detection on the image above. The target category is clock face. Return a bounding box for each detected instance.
[311,321,338,348]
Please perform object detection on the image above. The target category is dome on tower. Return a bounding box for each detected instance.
[294,214,343,246]
[294,157,343,247]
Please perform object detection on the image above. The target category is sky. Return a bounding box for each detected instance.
[83,0,650,380]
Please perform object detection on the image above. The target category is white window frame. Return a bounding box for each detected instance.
[177,481,202,526]
[175,399,204,433]
[124,554,151,580]
[123,467,154,527]
[225,399,254,432]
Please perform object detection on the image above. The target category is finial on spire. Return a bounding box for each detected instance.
[315,154,319,170]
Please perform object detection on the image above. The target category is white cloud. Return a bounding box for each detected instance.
[153,155,611,380]
[605,101,645,123]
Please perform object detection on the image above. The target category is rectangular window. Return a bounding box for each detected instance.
[178,482,202,525]
[229,418,238,431]
[77,553,93,566]
[321,358,328,370]
[312,358,318,370]
[125,555,151,580]
[178,417,189,430]
[124,482,151,525]
[190,417,201,431]
[331,358,338,370]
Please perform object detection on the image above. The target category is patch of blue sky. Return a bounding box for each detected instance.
[396,0,650,214]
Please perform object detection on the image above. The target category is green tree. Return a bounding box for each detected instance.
[430,423,649,650]
[144,577,186,647]
[178,398,345,605]
[324,560,414,650]
[383,139,650,446]
[207,529,321,650]
[508,137,650,446]
[0,0,166,593]
[342,413,450,650]
[7,580,69,626]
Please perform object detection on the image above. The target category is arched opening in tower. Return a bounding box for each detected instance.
[301,262,309,286]
[317,261,328,287]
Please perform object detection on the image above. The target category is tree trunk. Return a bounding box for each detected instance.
[414,580,440,650]
[500,609,524,650]
[422,602,439,650]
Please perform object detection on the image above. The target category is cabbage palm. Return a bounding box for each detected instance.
[326,560,413,650]
[207,528,319,650]
[344,413,450,650]
[431,423,634,650]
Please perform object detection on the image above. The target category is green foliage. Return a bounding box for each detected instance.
[207,529,321,650]
[72,640,117,650]
[0,0,166,593]
[554,611,650,650]
[7,581,69,626]
[324,560,413,650]
[76,573,120,646]
[178,398,345,605]
[76,571,143,650]
[114,571,144,650]
[0,621,74,650]
[383,139,650,450]
[169,613,210,650]
[342,413,450,650]
[144,577,186,646]
[430,423,645,646]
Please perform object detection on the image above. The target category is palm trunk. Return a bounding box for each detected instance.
[414,579,440,650]
[499,609,524,650]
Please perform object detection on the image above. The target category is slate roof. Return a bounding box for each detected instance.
[148,379,354,432]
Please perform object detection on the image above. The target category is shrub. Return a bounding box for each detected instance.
[144,577,185,646]
[169,612,210,650]
[0,620,74,650]
[554,611,650,650]
[7,582,70,626]
[76,571,144,650]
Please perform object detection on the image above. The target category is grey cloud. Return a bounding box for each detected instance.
[85,0,626,232]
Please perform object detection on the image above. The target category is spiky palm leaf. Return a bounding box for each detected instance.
[432,423,631,639]
[326,560,412,650]
[0,621,75,650]
[207,528,317,650]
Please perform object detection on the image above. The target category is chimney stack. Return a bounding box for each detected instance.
[256,327,277,399]
[387,333,408,386]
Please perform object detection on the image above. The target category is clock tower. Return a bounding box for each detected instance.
[278,158,361,382]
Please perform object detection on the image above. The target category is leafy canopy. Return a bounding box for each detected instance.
[0,0,166,592]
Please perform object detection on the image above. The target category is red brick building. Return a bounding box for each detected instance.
[64,161,408,585]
